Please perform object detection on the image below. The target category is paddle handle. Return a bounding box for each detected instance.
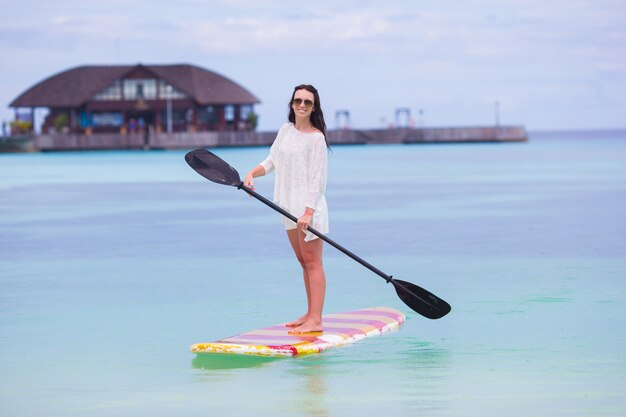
[239,183,394,284]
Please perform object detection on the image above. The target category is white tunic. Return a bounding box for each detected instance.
[259,122,329,242]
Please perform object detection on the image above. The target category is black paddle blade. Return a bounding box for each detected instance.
[392,279,451,319]
[185,149,242,187]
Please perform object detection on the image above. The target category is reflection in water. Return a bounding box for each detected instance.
[190,351,329,416]
[189,332,450,416]
[282,338,451,417]
[191,353,281,370]
[290,355,329,417]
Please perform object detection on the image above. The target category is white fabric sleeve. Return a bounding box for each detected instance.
[259,151,274,174]
[259,128,281,174]
[304,135,327,210]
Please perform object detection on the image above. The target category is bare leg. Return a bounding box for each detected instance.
[285,229,311,327]
[287,229,325,334]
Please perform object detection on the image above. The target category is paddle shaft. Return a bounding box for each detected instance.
[239,183,394,284]
[240,183,451,318]
[185,149,450,318]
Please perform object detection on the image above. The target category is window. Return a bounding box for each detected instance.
[240,105,253,120]
[123,79,157,100]
[224,105,235,122]
[93,81,122,100]
[92,112,123,127]
[159,81,187,99]
[197,106,218,125]
[160,109,187,125]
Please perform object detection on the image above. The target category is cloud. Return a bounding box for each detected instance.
[1,0,625,129]
[178,10,394,55]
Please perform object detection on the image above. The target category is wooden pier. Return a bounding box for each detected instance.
[3,126,527,152]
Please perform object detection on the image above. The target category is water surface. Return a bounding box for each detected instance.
[1,133,625,416]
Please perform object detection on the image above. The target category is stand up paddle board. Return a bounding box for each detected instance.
[190,307,405,357]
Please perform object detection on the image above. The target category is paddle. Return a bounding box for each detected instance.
[185,148,451,320]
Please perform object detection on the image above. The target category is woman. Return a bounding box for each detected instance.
[244,84,329,334]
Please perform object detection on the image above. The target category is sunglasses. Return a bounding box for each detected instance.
[292,98,314,108]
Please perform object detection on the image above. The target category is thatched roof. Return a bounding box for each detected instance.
[10,64,260,108]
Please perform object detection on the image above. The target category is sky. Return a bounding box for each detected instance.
[1,0,625,132]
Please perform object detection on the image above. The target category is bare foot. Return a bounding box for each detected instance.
[285,314,308,327]
[288,321,323,334]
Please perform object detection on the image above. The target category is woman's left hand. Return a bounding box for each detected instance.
[297,209,314,231]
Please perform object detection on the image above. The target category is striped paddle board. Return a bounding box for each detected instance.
[190,307,405,357]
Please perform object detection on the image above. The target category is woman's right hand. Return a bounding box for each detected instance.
[243,172,255,190]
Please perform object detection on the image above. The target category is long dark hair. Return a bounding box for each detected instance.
[288,84,329,148]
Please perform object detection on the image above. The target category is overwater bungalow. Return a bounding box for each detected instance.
[10,63,260,135]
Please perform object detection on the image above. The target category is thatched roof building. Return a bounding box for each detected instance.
[10,64,259,133]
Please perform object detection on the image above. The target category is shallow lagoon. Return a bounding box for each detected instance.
[1,133,625,416]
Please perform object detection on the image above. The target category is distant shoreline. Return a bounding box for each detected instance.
[2,125,527,153]
[529,128,626,139]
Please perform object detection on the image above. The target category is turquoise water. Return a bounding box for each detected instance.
[1,134,625,416]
